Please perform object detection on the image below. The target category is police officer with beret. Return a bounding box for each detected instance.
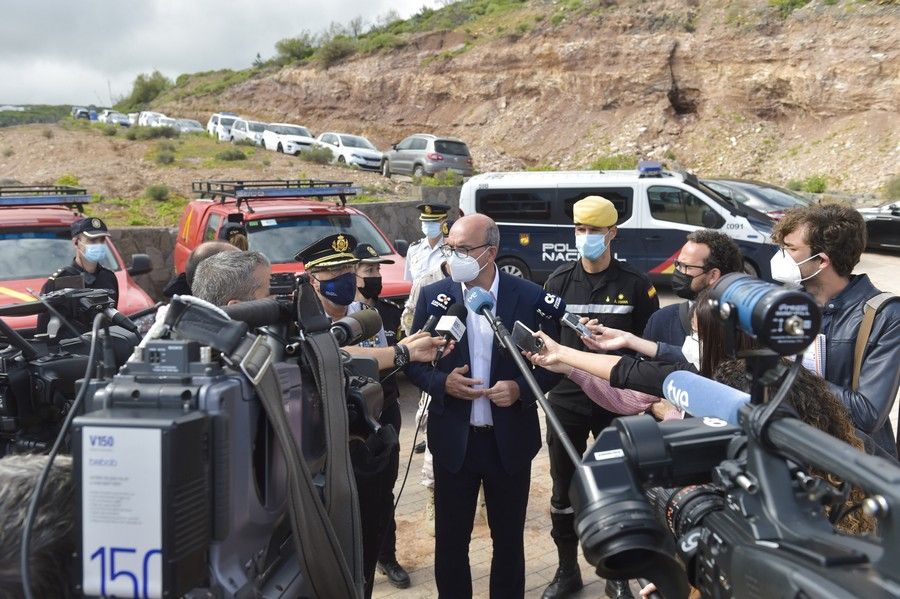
[403,202,451,282]
[38,217,119,333]
[541,196,659,599]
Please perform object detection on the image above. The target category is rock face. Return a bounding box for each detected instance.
[158,0,899,193]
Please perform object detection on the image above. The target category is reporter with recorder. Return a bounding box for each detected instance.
[406,214,561,599]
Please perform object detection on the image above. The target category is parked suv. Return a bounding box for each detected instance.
[230,119,267,145]
[262,123,316,155]
[0,186,154,334]
[174,180,411,302]
[381,134,473,178]
[206,112,239,140]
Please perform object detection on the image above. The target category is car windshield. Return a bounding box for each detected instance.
[0,229,119,280]
[245,215,392,264]
[179,119,202,128]
[736,183,811,208]
[273,125,311,137]
[434,140,470,156]
[220,117,236,126]
[248,122,267,132]
[340,135,376,149]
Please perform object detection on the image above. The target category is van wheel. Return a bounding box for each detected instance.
[382,161,391,178]
[413,165,425,178]
[743,259,759,278]
[498,257,531,280]
[277,143,283,153]
[337,155,346,164]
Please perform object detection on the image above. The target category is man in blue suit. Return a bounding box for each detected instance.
[406,214,561,598]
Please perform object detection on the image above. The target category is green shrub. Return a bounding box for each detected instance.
[234,138,258,147]
[550,13,565,26]
[787,175,827,193]
[215,148,247,161]
[416,170,464,187]
[156,140,177,153]
[102,125,118,136]
[116,70,173,112]
[589,154,638,171]
[883,175,900,200]
[1,147,13,158]
[317,36,357,68]
[769,0,811,17]
[146,185,170,201]
[155,150,176,165]
[526,164,555,171]
[56,173,80,187]
[357,32,405,54]
[299,146,334,164]
[516,22,530,34]
[42,128,54,139]
[125,126,178,141]
[275,34,316,62]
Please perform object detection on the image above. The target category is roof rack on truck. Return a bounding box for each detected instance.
[191,179,361,209]
[0,185,90,210]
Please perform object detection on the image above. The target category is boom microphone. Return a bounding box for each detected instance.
[662,370,750,426]
[331,309,383,346]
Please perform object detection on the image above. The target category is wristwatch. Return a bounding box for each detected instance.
[393,344,410,368]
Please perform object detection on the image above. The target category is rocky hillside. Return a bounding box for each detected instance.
[154,0,899,195]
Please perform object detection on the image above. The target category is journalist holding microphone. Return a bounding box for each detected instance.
[406,214,561,599]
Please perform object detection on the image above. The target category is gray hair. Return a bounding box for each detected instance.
[0,454,74,598]
[485,222,500,247]
[192,250,270,306]
[185,241,239,287]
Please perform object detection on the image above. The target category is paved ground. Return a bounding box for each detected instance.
[373,250,900,598]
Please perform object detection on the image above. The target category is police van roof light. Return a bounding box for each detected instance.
[637,161,664,176]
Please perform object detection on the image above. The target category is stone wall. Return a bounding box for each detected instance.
[107,195,464,301]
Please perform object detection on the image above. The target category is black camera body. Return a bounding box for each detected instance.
[569,276,900,598]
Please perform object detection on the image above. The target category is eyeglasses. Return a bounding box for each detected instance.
[673,260,710,273]
[440,244,489,259]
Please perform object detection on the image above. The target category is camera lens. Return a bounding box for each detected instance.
[646,485,723,539]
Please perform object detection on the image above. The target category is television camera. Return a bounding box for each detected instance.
[7,275,386,598]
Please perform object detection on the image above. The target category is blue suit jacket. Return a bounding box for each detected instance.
[406,272,562,475]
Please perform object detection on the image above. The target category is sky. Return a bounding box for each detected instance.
[0,0,438,106]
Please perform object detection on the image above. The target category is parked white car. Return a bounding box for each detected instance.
[98,110,130,126]
[262,123,315,155]
[206,112,239,140]
[153,116,178,129]
[127,113,140,126]
[314,132,384,170]
[230,119,267,145]
[138,111,166,127]
[175,118,205,134]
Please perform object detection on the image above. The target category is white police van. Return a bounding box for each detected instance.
[458,162,778,283]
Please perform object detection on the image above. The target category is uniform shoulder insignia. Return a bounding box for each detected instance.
[48,268,67,280]
[647,285,658,299]
[409,239,424,247]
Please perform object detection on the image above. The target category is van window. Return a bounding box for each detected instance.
[476,190,553,222]
[649,186,725,228]
[204,214,222,241]
[410,138,428,151]
[560,187,633,224]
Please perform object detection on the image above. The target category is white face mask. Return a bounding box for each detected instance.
[448,247,489,283]
[681,334,701,369]
[421,221,442,239]
[770,249,823,287]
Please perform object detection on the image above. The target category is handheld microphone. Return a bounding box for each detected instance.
[535,292,566,321]
[420,293,456,334]
[330,309,383,347]
[662,370,750,426]
[221,298,292,329]
[434,304,467,361]
[464,287,494,317]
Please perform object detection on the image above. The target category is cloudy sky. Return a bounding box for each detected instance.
[0,0,438,106]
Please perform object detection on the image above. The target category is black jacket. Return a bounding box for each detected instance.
[819,274,900,457]
[37,260,119,333]
[544,258,659,415]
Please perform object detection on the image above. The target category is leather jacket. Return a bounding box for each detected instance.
[820,274,900,458]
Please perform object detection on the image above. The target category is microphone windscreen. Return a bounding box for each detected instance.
[446,303,468,320]
[222,298,288,328]
[535,292,566,321]
[464,287,494,315]
[662,370,750,426]
[349,308,383,340]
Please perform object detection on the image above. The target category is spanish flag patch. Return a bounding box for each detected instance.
[648,285,657,298]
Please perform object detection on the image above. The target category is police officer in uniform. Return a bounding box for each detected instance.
[403,202,450,282]
[38,217,119,333]
[541,196,659,599]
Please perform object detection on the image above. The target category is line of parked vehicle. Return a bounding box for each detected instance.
[70,106,206,135]
[205,111,475,178]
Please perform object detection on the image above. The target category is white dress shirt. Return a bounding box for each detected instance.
[403,236,445,282]
[462,266,500,426]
